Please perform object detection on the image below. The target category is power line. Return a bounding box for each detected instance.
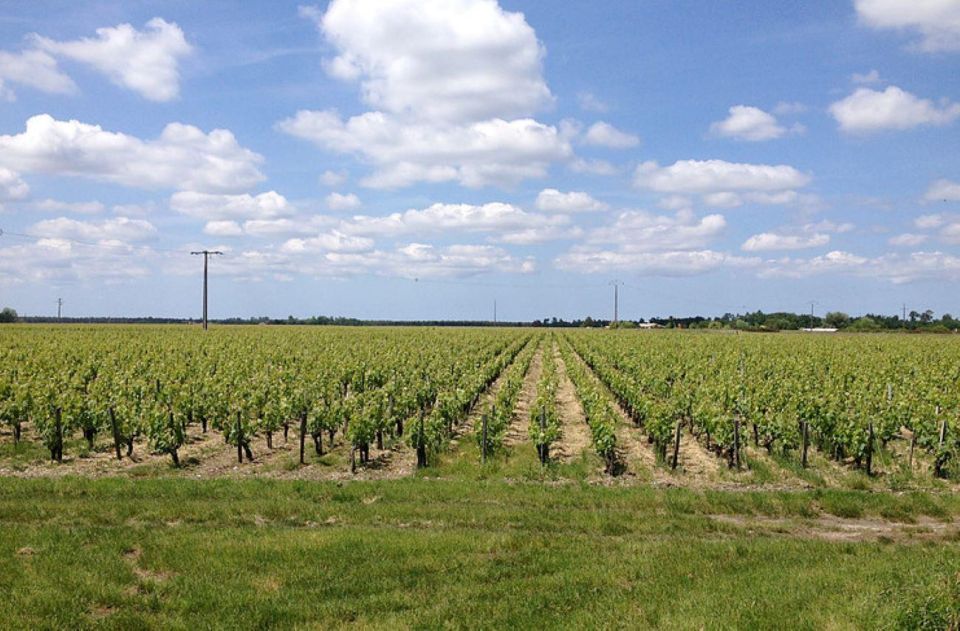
[0,227,193,255]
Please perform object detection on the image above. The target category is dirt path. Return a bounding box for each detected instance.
[504,345,543,447]
[560,343,661,481]
[552,343,593,464]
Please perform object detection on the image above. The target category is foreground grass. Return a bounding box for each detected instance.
[1,477,959,629]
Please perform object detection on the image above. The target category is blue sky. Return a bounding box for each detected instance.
[0,0,958,321]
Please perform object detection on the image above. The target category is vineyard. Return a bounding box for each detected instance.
[0,325,958,488]
[4,325,960,627]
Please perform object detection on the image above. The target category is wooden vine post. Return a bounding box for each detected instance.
[236,411,243,463]
[865,422,874,476]
[298,410,307,465]
[801,420,809,469]
[109,406,123,461]
[671,419,682,470]
[732,417,741,470]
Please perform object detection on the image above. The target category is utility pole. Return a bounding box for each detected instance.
[902,303,907,322]
[809,301,816,328]
[57,298,62,322]
[190,250,223,330]
[609,280,621,325]
[493,299,497,325]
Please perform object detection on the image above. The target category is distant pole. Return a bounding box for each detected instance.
[57,298,62,322]
[493,299,497,325]
[809,301,815,327]
[190,250,223,330]
[902,303,906,322]
[609,280,621,325]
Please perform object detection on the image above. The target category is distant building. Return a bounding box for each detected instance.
[637,322,664,329]
[801,327,838,333]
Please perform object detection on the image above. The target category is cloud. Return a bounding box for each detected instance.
[916,213,945,229]
[741,232,830,251]
[634,159,811,207]
[829,86,960,133]
[203,220,244,237]
[582,121,640,148]
[555,248,756,275]
[0,114,264,193]
[534,188,608,213]
[940,221,960,244]
[33,18,192,101]
[281,230,374,254]
[761,250,960,284]
[33,198,105,214]
[554,209,734,274]
[852,69,882,84]
[0,49,76,100]
[278,110,571,188]
[586,210,726,250]
[924,178,960,202]
[171,191,290,220]
[577,92,607,113]
[242,216,335,237]
[0,238,154,285]
[287,1,572,189]
[319,169,348,187]
[854,0,960,53]
[339,201,568,240]
[802,219,855,234]
[709,105,787,141]
[325,192,361,211]
[344,243,534,278]
[307,0,552,122]
[773,101,807,116]
[29,216,157,242]
[0,168,29,201]
[889,233,928,247]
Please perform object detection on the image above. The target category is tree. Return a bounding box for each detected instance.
[824,311,850,329]
[847,317,881,332]
[0,307,17,323]
[920,309,934,324]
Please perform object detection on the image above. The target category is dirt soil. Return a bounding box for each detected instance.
[551,344,594,464]
[504,345,543,447]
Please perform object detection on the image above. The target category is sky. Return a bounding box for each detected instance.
[0,0,959,321]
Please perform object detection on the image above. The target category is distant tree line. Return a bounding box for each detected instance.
[3,307,957,332]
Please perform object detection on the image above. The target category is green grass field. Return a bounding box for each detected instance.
[2,476,959,629]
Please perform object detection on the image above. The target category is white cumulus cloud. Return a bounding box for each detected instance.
[829,86,960,133]
[741,232,830,251]
[634,159,811,207]
[0,115,263,193]
[855,0,960,53]
[0,168,29,201]
[278,110,571,188]
[534,189,608,213]
[924,178,960,202]
[710,105,787,141]
[286,0,571,189]
[582,121,640,148]
[171,191,291,220]
[33,18,192,101]
[0,49,76,100]
[325,192,362,211]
